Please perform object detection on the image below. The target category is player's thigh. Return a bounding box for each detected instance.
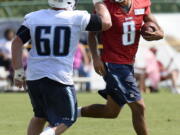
[40,78,77,127]
[106,95,122,112]
[106,95,122,114]
[27,79,46,118]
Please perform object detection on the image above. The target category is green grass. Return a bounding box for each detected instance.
[0,92,180,135]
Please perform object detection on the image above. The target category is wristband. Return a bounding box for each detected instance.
[14,68,25,81]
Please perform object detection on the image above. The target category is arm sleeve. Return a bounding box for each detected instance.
[79,11,91,31]
[16,25,31,44]
[86,14,102,31]
[22,14,31,28]
[145,6,151,15]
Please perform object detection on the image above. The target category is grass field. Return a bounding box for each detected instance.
[0,92,180,135]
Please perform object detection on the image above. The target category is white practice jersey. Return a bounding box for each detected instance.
[23,9,90,85]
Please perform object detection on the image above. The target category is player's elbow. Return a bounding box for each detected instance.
[12,36,24,52]
[101,20,112,31]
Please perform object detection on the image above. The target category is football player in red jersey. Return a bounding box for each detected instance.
[78,0,164,135]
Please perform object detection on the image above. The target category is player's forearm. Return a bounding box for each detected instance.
[88,32,100,59]
[144,14,164,37]
[144,14,159,27]
[94,2,112,31]
[11,36,24,70]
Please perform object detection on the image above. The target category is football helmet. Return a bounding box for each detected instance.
[48,0,78,10]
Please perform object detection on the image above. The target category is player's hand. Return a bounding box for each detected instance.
[14,68,26,89]
[93,55,106,76]
[143,30,164,41]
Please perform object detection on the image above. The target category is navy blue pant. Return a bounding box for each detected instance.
[101,63,142,106]
[27,77,77,127]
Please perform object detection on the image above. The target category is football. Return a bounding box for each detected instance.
[141,22,158,36]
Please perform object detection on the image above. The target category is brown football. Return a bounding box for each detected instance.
[141,22,158,36]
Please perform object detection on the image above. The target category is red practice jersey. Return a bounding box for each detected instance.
[101,0,151,64]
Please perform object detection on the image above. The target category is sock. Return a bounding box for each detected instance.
[77,107,82,117]
[40,127,55,135]
[43,126,51,132]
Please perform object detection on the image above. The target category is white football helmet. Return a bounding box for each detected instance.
[48,0,78,10]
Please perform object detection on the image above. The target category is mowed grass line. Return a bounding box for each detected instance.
[0,92,179,135]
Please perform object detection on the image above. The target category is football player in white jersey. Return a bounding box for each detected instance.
[11,0,112,135]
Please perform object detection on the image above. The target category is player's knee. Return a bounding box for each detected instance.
[139,103,146,114]
[137,103,146,115]
[131,102,146,116]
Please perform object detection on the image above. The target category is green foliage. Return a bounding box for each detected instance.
[0,0,45,1]
[0,0,180,17]
[0,1,93,17]
[0,92,180,135]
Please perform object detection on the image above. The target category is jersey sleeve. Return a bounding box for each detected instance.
[145,6,151,15]
[75,11,91,31]
[134,0,151,10]
[16,25,31,44]
[22,13,31,28]
[86,14,102,31]
[16,13,32,43]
